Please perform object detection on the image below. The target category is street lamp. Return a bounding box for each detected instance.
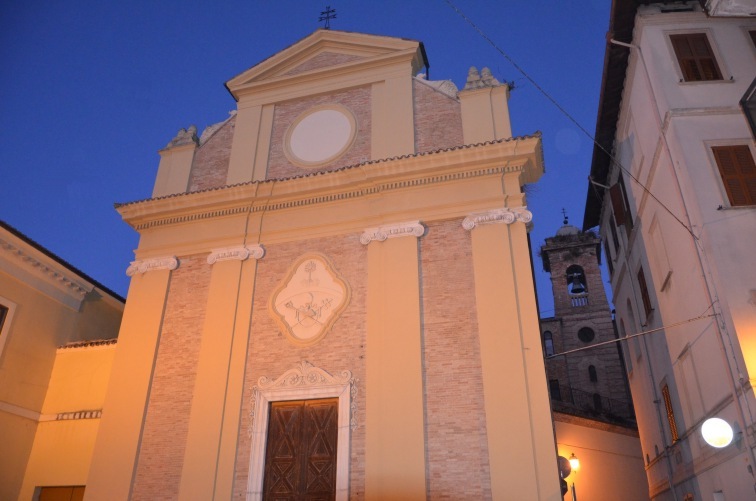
[701,417,734,448]
[568,453,580,501]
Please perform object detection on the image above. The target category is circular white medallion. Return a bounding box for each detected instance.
[285,105,356,167]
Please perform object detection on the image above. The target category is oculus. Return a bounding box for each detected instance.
[270,254,350,346]
[284,105,356,167]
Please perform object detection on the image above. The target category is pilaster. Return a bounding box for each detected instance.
[465,212,560,500]
[84,257,177,501]
[153,128,198,198]
[364,222,426,500]
[178,245,264,501]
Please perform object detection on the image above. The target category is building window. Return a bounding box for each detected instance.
[661,383,680,442]
[712,145,756,206]
[609,215,621,252]
[578,327,595,343]
[670,33,723,82]
[543,331,555,357]
[566,265,587,295]
[549,379,562,401]
[589,365,598,383]
[593,393,603,412]
[0,305,7,333]
[604,239,614,276]
[610,173,634,237]
[38,486,85,501]
[637,267,653,318]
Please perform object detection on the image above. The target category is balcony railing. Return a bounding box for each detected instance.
[550,384,636,425]
[570,293,589,307]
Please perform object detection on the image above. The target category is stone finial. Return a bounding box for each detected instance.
[480,67,500,86]
[166,125,199,148]
[463,66,482,90]
[463,66,502,90]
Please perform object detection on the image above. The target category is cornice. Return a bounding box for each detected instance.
[0,233,93,310]
[233,49,420,105]
[117,137,542,232]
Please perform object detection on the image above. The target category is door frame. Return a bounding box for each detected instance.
[246,361,355,501]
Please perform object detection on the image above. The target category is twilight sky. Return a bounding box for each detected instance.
[0,0,610,317]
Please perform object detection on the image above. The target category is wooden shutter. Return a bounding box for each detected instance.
[712,145,756,206]
[637,267,653,318]
[670,33,722,82]
[609,184,626,226]
[661,384,679,442]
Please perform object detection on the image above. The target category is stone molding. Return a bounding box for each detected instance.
[247,361,357,501]
[125,256,179,276]
[360,221,425,245]
[0,236,93,301]
[206,244,265,265]
[462,207,533,230]
[119,136,541,231]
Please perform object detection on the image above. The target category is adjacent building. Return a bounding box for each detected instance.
[584,1,756,499]
[0,221,124,501]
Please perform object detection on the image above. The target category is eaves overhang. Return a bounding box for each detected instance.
[583,0,643,230]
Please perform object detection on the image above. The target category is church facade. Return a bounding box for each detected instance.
[82,30,560,500]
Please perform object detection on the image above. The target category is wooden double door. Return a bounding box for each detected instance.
[263,398,339,501]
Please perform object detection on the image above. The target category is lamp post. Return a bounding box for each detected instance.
[568,453,580,501]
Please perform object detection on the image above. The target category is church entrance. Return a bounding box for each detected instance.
[262,398,339,500]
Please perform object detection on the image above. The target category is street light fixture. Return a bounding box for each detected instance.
[568,454,580,501]
[702,417,734,448]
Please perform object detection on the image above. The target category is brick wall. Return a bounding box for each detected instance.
[284,52,366,77]
[233,233,368,499]
[420,219,492,499]
[131,255,211,500]
[188,117,235,192]
[266,87,372,180]
[413,80,464,154]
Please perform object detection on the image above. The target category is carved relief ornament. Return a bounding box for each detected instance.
[269,253,350,346]
[462,208,533,230]
[360,221,425,245]
[207,244,265,264]
[125,256,179,276]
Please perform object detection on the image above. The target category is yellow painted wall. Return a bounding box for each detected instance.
[18,344,116,500]
[0,257,122,501]
[555,416,649,501]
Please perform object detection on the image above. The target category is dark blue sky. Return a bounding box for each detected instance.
[0,1,610,317]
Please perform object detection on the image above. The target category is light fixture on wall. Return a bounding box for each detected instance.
[701,417,734,448]
[568,453,580,501]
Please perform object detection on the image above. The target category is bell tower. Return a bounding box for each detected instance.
[539,215,633,423]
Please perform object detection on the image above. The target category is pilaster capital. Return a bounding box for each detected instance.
[360,221,425,245]
[126,256,179,276]
[462,207,532,230]
[207,244,265,265]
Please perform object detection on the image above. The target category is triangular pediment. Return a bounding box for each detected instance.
[226,29,425,99]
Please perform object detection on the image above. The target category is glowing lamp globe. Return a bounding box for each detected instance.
[701,418,733,448]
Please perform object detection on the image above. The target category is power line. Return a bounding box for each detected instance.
[444,0,697,240]
[547,312,716,359]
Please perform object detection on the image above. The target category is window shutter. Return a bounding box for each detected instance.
[670,34,722,82]
[610,184,626,226]
[661,384,679,442]
[637,267,653,318]
[712,145,756,206]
